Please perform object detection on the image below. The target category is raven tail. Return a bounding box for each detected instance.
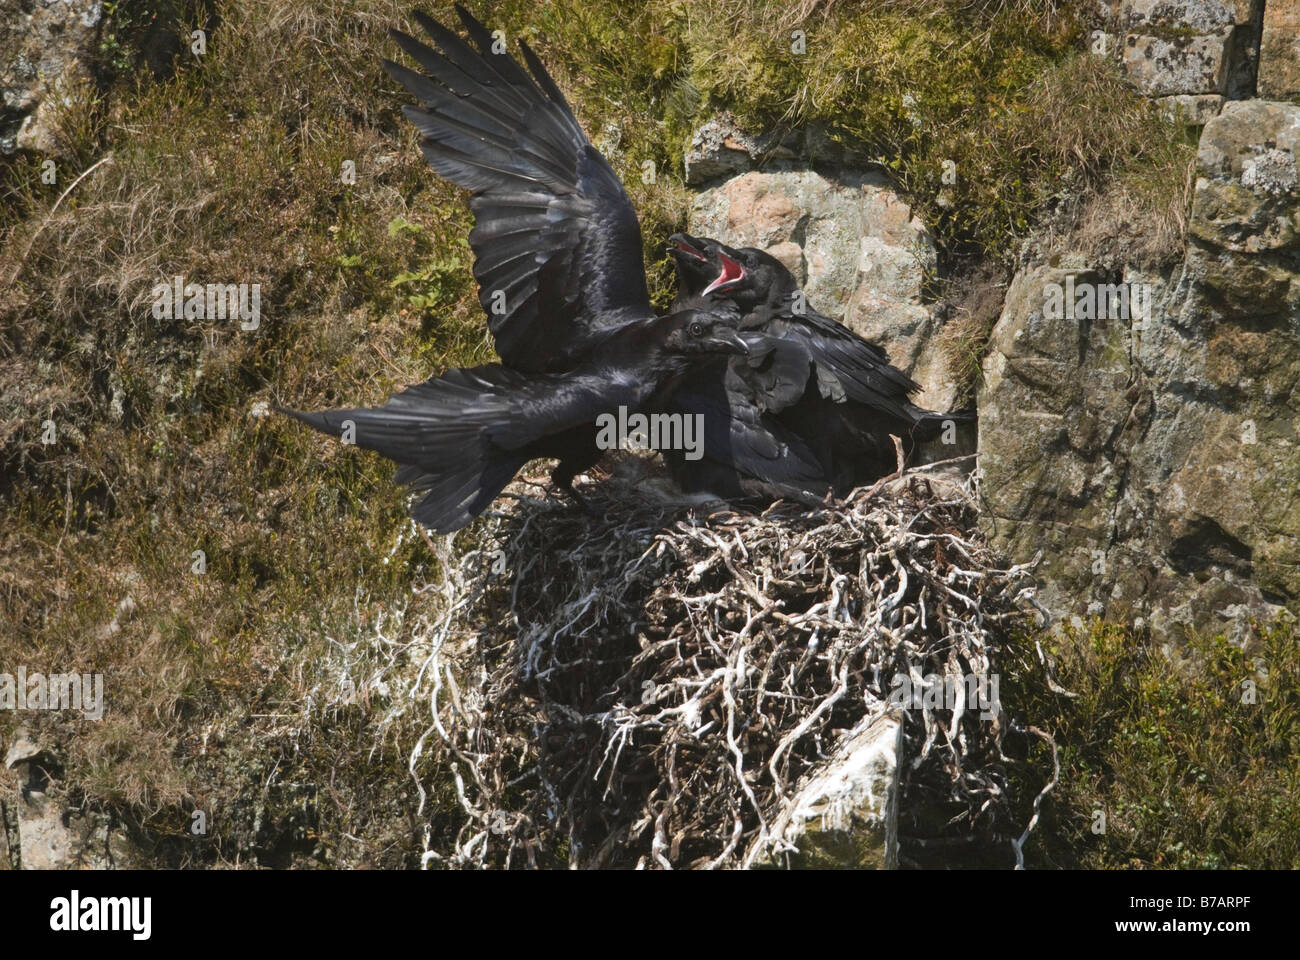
[905,403,975,437]
[276,369,528,534]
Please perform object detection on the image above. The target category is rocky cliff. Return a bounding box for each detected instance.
[981,100,1299,642]
[1,0,103,156]
[683,2,1300,644]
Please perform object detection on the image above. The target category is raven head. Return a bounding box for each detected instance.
[661,306,750,357]
[670,235,801,315]
[669,233,749,299]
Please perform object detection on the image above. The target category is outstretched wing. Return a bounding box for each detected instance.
[277,362,645,533]
[385,6,652,371]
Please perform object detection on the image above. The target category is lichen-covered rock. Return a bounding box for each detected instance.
[979,100,1300,642]
[9,800,138,870]
[1122,0,1258,34]
[2,729,138,869]
[1103,1,1262,98]
[1123,32,1237,96]
[1193,100,1300,251]
[688,168,957,409]
[1258,0,1300,99]
[0,0,103,155]
[683,112,847,186]
[978,264,1142,616]
[683,111,794,186]
[1159,93,1225,124]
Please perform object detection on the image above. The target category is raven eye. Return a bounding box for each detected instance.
[688,321,705,337]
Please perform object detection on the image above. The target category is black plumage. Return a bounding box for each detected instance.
[667,234,971,493]
[283,6,969,530]
[281,7,756,531]
[380,7,739,371]
[280,305,748,533]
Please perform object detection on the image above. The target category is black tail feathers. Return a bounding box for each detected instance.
[906,404,976,440]
[275,370,527,533]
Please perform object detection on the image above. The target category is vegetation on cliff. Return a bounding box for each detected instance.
[0,0,1262,868]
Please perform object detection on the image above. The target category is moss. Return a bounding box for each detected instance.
[1003,617,1300,869]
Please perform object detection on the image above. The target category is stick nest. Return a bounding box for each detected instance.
[406,464,1040,869]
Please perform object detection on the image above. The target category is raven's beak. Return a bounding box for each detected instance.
[668,233,708,262]
[702,251,746,294]
[711,328,750,356]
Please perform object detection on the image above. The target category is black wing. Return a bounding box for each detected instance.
[773,303,922,423]
[277,362,649,533]
[385,6,652,371]
[663,363,829,495]
[737,332,812,414]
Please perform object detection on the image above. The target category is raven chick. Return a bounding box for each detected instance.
[668,233,971,492]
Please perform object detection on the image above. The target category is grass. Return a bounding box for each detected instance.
[1004,617,1300,869]
[0,0,488,866]
[0,0,1205,866]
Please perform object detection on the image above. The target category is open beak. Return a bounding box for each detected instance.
[702,251,746,295]
[668,233,708,262]
[711,328,750,356]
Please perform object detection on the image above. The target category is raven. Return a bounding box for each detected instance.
[280,8,760,530]
[667,233,969,492]
[280,304,748,533]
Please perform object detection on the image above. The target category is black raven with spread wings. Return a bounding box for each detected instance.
[280,9,754,531]
[667,234,970,492]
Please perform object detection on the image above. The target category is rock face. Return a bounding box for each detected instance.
[687,166,959,411]
[684,111,846,186]
[0,0,103,155]
[1160,92,1228,124]
[684,112,789,186]
[754,710,901,869]
[1258,0,1300,98]
[1095,1,1263,99]
[2,729,137,869]
[979,99,1300,641]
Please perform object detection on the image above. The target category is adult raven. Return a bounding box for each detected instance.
[281,8,761,529]
[381,6,826,501]
[280,303,748,533]
[667,234,968,492]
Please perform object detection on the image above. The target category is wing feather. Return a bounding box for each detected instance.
[386,6,652,371]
